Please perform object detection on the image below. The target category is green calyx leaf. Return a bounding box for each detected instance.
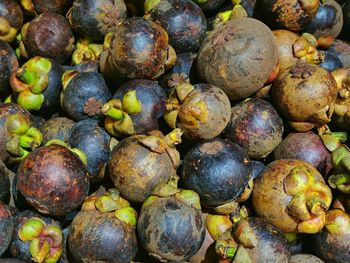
[114,207,138,227]
[18,217,45,242]
[45,140,87,166]
[72,38,103,65]
[17,89,45,111]
[175,190,201,209]
[144,0,161,14]
[122,90,142,115]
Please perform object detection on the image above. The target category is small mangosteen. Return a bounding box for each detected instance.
[223,98,284,160]
[67,0,127,42]
[270,61,338,132]
[0,103,43,164]
[252,159,332,233]
[273,131,331,175]
[100,17,176,82]
[260,0,319,31]
[68,187,138,263]
[41,117,75,145]
[181,138,252,208]
[16,144,90,216]
[197,17,278,101]
[0,0,23,42]
[103,79,166,137]
[138,189,205,262]
[326,39,350,67]
[310,208,350,263]
[18,13,75,63]
[304,0,343,40]
[0,40,18,100]
[10,210,63,263]
[208,217,290,262]
[0,202,13,257]
[144,0,207,53]
[290,254,324,263]
[67,119,111,182]
[108,129,182,203]
[10,56,63,118]
[61,70,112,121]
[20,0,73,15]
[164,82,231,140]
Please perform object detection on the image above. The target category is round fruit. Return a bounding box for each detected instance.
[197,17,278,101]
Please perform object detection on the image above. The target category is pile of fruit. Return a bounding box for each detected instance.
[1,0,350,262]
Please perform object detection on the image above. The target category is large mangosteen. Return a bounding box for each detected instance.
[15,144,90,216]
[197,17,278,101]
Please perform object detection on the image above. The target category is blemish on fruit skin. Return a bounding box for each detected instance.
[262,111,269,120]
[219,64,227,79]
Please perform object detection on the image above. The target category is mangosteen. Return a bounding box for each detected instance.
[290,254,324,263]
[164,82,231,140]
[10,210,63,263]
[181,138,252,208]
[260,0,319,31]
[67,119,111,182]
[158,52,197,91]
[197,17,278,101]
[310,208,350,263]
[0,202,13,257]
[20,0,73,15]
[210,217,290,262]
[108,129,182,203]
[41,117,75,145]
[0,40,18,100]
[273,131,331,175]
[61,70,112,121]
[0,0,23,42]
[223,98,284,160]
[304,0,343,40]
[100,17,176,82]
[67,0,127,42]
[138,189,205,262]
[326,39,350,67]
[18,13,75,64]
[16,144,90,216]
[103,79,166,137]
[144,0,207,53]
[68,187,138,263]
[0,103,43,164]
[252,159,332,233]
[10,56,63,118]
[270,61,338,132]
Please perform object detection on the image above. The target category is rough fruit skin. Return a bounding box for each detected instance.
[100,17,169,81]
[68,209,137,263]
[181,138,251,207]
[23,13,75,63]
[233,217,291,263]
[147,0,207,53]
[108,135,176,203]
[16,144,89,216]
[138,196,205,262]
[196,17,278,101]
[270,61,338,129]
